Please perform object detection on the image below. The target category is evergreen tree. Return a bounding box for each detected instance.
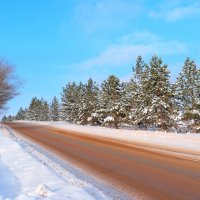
[50,96,60,121]
[129,56,148,127]
[61,82,78,122]
[77,78,99,125]
[27,97,49,121]
[100,75,125,128]
[28,97,40,120]
[40,99,50,121]
[74,82,85,124]
[133,56,176,130]
[1,115,7,122]
[15,107,27,120]
[2,115,14,122]
[175,58,200,132]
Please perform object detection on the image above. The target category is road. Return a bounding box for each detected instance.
[6,122,200,200]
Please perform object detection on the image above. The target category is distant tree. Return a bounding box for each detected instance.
[27,97,49,121]
[0,59,21,111]
[15,107,27,120]
[50,96,60,121]
[1,115,7,122]
[40,99,50,121]
[27,97,40,120]
[1,115,15,122]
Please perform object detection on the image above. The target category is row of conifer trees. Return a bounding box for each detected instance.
[2,55,200,132]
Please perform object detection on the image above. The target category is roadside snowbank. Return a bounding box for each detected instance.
[21,121,200,151]
[0,125,110,200]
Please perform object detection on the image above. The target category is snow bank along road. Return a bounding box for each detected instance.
[6,122,200,200]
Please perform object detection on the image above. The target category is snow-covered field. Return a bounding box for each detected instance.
[0,125,114,200]
[24,121,200,152]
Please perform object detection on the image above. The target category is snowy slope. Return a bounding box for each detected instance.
[0,125,111,200]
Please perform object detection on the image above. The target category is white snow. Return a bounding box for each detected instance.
[0,125,110,200]
[22,120,200,152]
[103,116,114,122]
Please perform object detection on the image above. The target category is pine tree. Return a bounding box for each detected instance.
[147,56,176,130]
[61,82,78,122]
[100,75,125,128]
[133,56,176,130]
[129,55,148,127]
[27,97,49,121]
[175,58,200,132]
[16,107,27,120]
[77,78,99,125]
[1,115,7,122]
[28,97,39,120]
[118,81,132,125]
[40,99,50,121]
[50,96,60,121]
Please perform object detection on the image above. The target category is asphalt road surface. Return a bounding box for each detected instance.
[5,122,200,200]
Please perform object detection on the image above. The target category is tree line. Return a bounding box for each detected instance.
[2,56,200,133]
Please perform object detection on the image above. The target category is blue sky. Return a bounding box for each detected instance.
[1,0,200,116]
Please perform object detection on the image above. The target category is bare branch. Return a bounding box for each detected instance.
[0,58,21,111]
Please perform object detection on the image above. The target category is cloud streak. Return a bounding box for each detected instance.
[150,1,200,22]
[73,0,142,34]
[75,31,187,69]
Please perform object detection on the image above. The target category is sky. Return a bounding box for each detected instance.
[1,0,200,116]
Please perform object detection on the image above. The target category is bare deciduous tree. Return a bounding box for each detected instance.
[0,59,21,111]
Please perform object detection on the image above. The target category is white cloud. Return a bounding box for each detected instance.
[75,31,187,69]
[73,0,142,33]
[150,1,200,22]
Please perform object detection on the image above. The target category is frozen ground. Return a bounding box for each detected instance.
[22,121,200,152]
[0,125,112,200]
